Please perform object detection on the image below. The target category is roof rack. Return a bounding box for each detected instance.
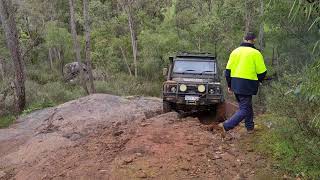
[176,52,216,60]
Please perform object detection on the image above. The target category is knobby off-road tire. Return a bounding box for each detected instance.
[163,101,173,113]
[215,102,227,122]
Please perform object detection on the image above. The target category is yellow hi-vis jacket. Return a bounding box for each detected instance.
[226,47,266,80]
[225,43,267,95]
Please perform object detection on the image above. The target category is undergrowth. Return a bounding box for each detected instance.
[256,69,320,179]
[0,115,15,128]
[95,73,162,97]
[1,68,162,128]
[256,114,320,179]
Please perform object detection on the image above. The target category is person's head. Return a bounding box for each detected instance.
[243,32,257,44]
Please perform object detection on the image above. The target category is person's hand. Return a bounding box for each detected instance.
[227,87,233,94]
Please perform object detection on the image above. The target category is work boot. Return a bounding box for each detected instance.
[247,129,254,134]
[218,123,226,138]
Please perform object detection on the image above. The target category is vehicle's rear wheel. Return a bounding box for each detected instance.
[163,101,173,113]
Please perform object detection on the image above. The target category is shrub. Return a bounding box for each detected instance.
[0,115,15,128]
[259,66,320,178]
[26,80,85,111]
[257,114,320,178]
[42,82,84,103]
[27,67,61,85]
[95,73,161,97]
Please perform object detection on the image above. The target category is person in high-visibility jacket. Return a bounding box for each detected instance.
[221,32,267,133]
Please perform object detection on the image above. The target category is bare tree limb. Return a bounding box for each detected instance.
[83,0,96,94]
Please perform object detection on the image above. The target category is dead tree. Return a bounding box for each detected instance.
[83,0,96,93]
[68,0,89,94]
[0,0,26,112]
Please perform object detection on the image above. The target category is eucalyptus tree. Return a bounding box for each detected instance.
[0,0,26,112]
[118,0,138,78]
[68,0,89,94]
[83,0,96,93]
[0,57,4,81]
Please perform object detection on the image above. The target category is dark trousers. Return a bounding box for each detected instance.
[223,94,254,131]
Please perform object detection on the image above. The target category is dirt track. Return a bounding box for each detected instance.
[0,94,274,179]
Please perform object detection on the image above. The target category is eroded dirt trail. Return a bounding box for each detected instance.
[0,94,272,179]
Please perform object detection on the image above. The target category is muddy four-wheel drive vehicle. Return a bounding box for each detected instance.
[162,53,225,117]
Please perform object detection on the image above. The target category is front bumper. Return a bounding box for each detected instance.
[163,94,224,105]
[162,82,224,105]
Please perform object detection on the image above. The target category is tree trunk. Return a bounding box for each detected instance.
[271,47,275,66]
[0,0,26,112]
[52,47,57,61]
[48,48,53,70]
[258,0,264,51]
[120,46,132,76]
[83,0,96,94]
[69,0,81,63]
[127,6,138,78]
[0,57,4,81]
[68,0,89,95]
[198,37,201,52]
[244,0,253,34]
[257,0,265,111]
[49,0,55,21]
[207,0,212,12]
[58,48,64,77]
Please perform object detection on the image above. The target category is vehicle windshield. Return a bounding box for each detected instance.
[173,60,216,74]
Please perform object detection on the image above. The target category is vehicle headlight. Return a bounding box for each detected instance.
[216,87,221,94]
[198,85,206,93]
[179,84,187,92]
[208,86,221,94]
[171,86,177,93]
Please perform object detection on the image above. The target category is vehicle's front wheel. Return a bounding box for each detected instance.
[163,101,173,113]
[215,102,226,122]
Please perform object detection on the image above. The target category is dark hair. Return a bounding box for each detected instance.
[244,32,256,40]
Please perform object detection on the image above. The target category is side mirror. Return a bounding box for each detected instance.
[222,69,226,75]
[163,68,168,76]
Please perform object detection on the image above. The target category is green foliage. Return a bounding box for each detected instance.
[45,21,72,48]
[263,60,320,177]
[22,101,55,115]
[299,59,320,102]
[44,21,73,61]
[26,80,85,108]
[0,115,15,128]
[265,0,319,71]
[27,66,61,85]
[95,73,161,97]
[262,5,320,172]
[22,63,86,115]
[257,114,320,178]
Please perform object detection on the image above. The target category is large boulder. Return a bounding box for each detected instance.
[63,62,89,82]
